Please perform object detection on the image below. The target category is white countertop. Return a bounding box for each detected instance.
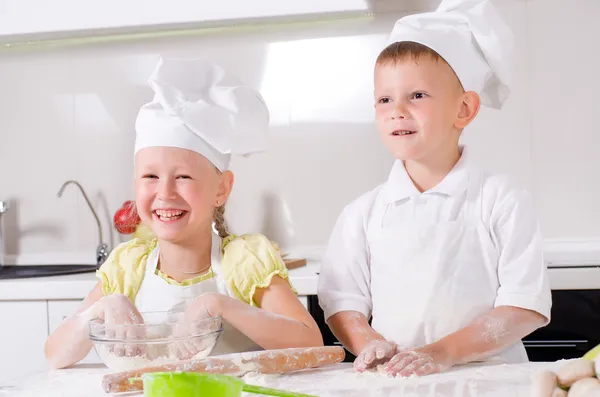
[2,260,600,301]
[0,260,321,301]
[3,360,569,397]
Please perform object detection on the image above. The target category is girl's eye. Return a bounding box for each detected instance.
[142,174,158,179]
[412,92,427,100]
[177,175,191,179]
[378,97,390,104]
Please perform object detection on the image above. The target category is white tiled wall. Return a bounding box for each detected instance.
[527,0,600,239]
[0,0,598,264]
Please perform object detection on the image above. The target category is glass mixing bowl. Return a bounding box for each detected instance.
[89,311,223,371]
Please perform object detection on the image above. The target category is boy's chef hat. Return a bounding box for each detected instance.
[387,0,515,109]
[135,57,270,171]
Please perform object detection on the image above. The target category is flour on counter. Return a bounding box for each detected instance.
[241,361,570,397]
[8,360,574,397]
[8,365,111,397]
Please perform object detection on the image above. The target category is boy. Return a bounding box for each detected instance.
[317,0,551,378]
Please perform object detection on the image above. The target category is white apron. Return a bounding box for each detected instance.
[134,234,261,355]
[367,171,528,364]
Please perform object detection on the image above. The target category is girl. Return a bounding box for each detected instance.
[45,57,323,369]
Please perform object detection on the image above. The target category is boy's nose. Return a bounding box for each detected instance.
[390,103,408,119]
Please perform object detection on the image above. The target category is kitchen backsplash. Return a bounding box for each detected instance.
[0,0,599,264]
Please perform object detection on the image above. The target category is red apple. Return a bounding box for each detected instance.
[114,200,141,235]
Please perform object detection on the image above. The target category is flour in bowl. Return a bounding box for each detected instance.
[94,340,214,371]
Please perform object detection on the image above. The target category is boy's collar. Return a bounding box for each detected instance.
[381,145,470,204]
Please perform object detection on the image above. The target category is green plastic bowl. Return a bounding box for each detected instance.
[143,372,244,397]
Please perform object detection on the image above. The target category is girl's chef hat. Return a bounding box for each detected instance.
[387,0,515,109]
[135,57,270,171]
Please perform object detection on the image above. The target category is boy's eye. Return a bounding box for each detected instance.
[177,175,191,179]
[142,174,158,179]
[412,92,426,99]
[378,97,391,104]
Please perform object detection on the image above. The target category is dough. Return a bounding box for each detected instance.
[556,360,595,388]
[567,377,600,397]
[531,370,558,397]
[552,388,567,397]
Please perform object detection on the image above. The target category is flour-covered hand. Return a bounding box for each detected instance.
[171,293,223,359]
[82,294,146,357]
[354,339,403,372]
[383,344,453,378]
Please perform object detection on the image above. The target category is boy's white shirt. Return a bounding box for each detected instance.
[317,145,551,364]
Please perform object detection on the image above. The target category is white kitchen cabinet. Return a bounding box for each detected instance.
[0,0,374,41]
[0,301,48,383]
[47,300,102,364]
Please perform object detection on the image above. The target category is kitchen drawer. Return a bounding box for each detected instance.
[0,301,48,382]
[47,300,102,364]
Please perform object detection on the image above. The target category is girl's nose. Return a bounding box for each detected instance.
[157,179,177,201]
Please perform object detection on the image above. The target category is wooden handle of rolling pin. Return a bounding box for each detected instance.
[102,346,345,394]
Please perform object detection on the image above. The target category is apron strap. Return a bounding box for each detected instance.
[210,233,222,277]
[145,245,160,274]
[209,233,230,296]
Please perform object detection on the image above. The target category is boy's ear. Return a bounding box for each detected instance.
[455,91,481,129]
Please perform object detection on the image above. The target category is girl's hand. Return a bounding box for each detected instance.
[171,293,223,359]
[82,294,146,357]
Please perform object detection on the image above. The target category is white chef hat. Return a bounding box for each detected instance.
[135,57,270,171]
[386,0,515,109]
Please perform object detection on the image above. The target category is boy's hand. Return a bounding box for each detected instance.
[354,339,403,372]
[383,343,453,377]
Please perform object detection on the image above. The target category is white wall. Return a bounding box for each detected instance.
[0,0,599,264]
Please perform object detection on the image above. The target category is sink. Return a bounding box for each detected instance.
[0,264,98,280]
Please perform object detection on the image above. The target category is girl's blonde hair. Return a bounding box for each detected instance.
[212,168,230,239]
[213,205,229,239]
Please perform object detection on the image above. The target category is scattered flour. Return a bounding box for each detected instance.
[481,315,509,345]
[7,365,110,397]
[241,361,571,397]
[7,360,575,397]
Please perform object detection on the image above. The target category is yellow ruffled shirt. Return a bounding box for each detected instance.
[96,234,295,307]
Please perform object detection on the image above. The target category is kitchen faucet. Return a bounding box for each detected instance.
[57,181,109,267]
[0,201,7,268]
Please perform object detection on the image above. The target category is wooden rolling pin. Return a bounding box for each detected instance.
[102,346,345,394]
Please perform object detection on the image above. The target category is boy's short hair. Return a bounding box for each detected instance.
[376,41,463,90]
[377,41,442,64]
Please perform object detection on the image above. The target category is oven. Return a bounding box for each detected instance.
[523,288,600,361]
[307,265,600,363]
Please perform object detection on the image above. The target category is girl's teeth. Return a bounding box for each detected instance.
[155,210,184,220]
[392,130,416,136]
